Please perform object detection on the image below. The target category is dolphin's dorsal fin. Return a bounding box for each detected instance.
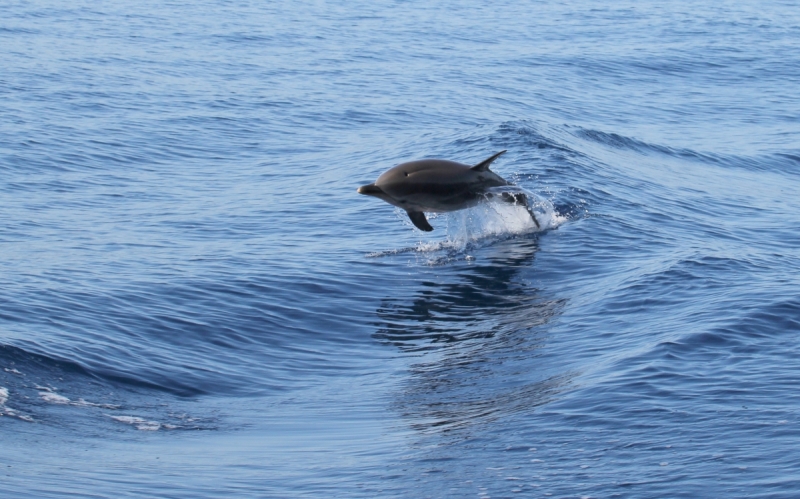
[407,211,434,231]
[471,150,507,172]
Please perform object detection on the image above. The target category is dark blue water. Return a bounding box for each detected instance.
[3,1,800,497]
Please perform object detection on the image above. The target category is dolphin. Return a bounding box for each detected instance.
[357,150,540,231]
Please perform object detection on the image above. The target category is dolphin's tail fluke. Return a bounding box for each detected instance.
[501,192,541,229]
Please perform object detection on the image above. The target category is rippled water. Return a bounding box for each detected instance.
[3,0,800,497]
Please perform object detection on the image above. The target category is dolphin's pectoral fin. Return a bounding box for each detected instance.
[407,211,434,232]
[500,192,541,229]
[471,150,507,172]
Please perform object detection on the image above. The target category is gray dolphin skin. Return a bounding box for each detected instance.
[357,150,540,232]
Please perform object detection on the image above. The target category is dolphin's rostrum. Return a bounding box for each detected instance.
[357,150,540,231]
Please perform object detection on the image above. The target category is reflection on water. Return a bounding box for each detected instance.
[373,237,574,434]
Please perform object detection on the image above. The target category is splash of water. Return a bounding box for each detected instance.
[442,186,563,250]
[367,187,565,262]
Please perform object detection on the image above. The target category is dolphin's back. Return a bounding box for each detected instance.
[375,160,471,201]
[376,159,468,184]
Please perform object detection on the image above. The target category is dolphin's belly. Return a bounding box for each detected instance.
[402,188,482,213]
[381,177,508,213]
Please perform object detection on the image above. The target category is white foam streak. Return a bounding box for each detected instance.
[108,415,161,431]
[39,392,71,404]
[72,398,120,409]
[36,388,120,409]
[107,414,178,431]
[1,386,34,422]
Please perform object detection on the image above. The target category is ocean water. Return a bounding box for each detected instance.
[2,0,800,497]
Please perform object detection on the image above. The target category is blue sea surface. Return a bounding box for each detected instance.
[2,0,800,497]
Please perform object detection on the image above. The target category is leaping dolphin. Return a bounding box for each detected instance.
[357,150,540,231]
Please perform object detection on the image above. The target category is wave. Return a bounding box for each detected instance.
[0,343,94,378]
[494,120,800,177]
[0,343,218,430]
[575,126,800,176]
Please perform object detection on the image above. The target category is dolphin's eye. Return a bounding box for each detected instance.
[404,172,409,177]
